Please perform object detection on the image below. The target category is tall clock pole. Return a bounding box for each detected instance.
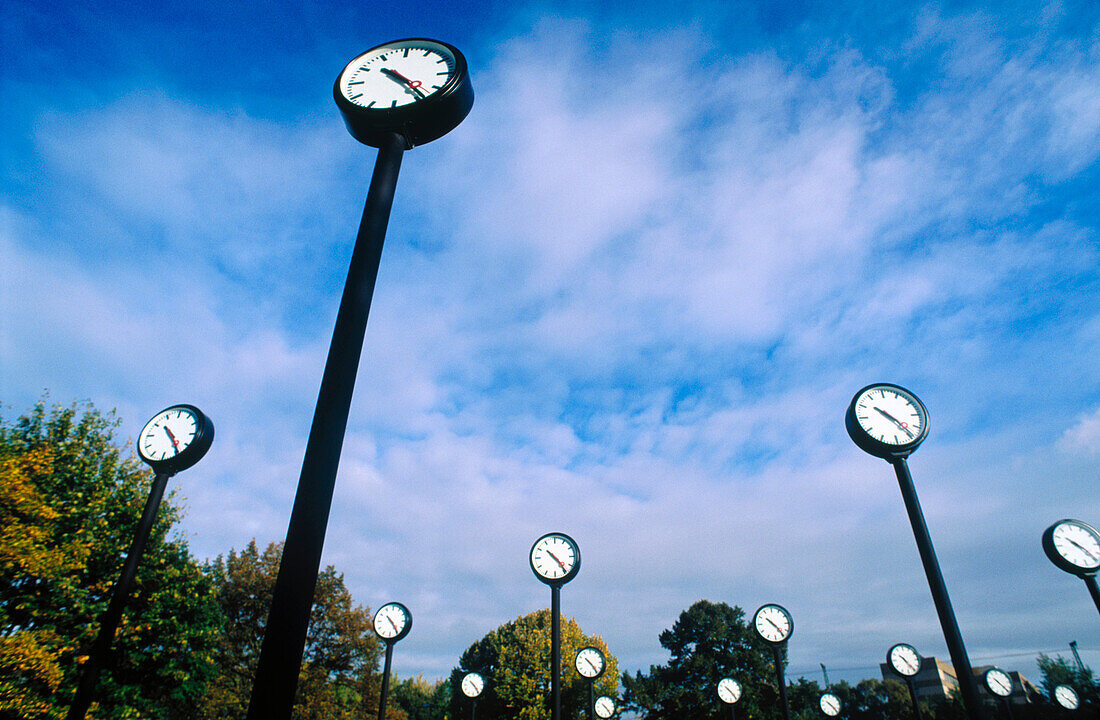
[246,38,472,720]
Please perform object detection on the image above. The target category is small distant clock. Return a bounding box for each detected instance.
[373,602,412,642]
[137,404,214,474]
[460,672,485,698]
[334,38,474,148]
[594,696,616,719]
[846,383,929,460]
[1042,519,1100,577]
[575,646,606,678]
[984,668,1013,698]
[530,532,580,585]
[1053,684,1079,710]
[752,604,793,644]
[887,643,922,677]
[819,693,841,717]
[717,678,742,704]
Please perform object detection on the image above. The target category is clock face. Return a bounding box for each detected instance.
[576,647,606,678]
[753,604,793,643]
[1043,519,1100,575]
[530,532,580,584]
[846,383,929,458]
[333,38,474,148]
[137,404,213,474]
[460,672,484,698]
[820,693,841,716]
[984,668,1012,697]
[1053,684,1079,710]
[888,643,922,677]
[594,696,616,719]
[717,678,742,704]
[373,602,411,641]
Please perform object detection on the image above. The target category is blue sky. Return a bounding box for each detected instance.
[3,0,1100,694]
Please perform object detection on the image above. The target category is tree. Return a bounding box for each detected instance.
[1036,653,1098,714]
[390,675,451,720]
[0,400,223,720]
[621,600,783,720]
[824,678,912,720]
[196,540,382,720]
[450,610,619,720]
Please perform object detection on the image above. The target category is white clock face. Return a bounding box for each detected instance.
[820,693,841,716]
[373,603,409,639]
[889,644,921,677]
[576,647,605,678]
[1050,520,1100,571]
[1054,684,1079,710]
[139,407,199,461]
[717,678,742,704]
[338,40,457,110]
[753,604,792,643]
[594,696,615,719]
[852,386,926,447]
[985,669,1012,697]
[531,534,578,581]
[461,673,484,698]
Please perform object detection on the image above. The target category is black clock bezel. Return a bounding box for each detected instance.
[575,646,606,679]
[373,601,412,642]
[846,383,930,460]
[460,671,485,698]
[819,693,841,716]
[334,37,474,149]
[594,695,616,719]
[983,668,1012,697]
[752,603,793,644]
[1052,684,1079,710]
[136,404,214,475]
[1042,518,1100,577]
[717,678,742,705]
[529,532,581,586]
[887,643,922,677]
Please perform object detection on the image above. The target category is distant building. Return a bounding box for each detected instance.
[880,658,1041,707]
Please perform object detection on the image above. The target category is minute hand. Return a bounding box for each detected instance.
[874,406,915,438]
[380,68,426,98]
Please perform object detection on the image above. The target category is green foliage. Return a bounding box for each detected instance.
[451,609,619,720]
[196,540,382,720]
[0,399,222,719]
[1036,653,1098,713]
[818,678,912,720]
[390,675,451,720]
[621,600,782,720]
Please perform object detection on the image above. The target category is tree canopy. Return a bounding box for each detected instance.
[451,609,618,720]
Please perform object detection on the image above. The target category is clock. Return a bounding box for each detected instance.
[136,404,214,474]
[334,38,474,148]
[887,643,922,677]
[530,532,580,585]
[594,696,616,719]
[819,693,841,717]
[846,383,930,459]
[1053,684,1079,710]
[373,602,412,642]
[983,668,1012,697]
[1042,519,1100,576]
[576,646,606,678]
[752,604,793,644]
[460,672,485,698]
[717,678,742,704]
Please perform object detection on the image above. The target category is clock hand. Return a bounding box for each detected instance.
[586,658,599,672]
[873,406,915,438]
[1066,537,1100,562]
[380,68,427,98]
[388,616,400,632]
[766,617,783,633]
[164,426,181,454]
[547,550,567,569]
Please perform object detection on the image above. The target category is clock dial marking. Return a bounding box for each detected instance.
[530,533,580,584]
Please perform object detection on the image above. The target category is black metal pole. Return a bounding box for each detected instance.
[67,470,172,720]
[773,645,790,720]
[892,459,984,720]
[471,699,477,720]
[1000,697,1013,720]
[245,131,405,720]
[1083,575,1100,616]
[378,642,395,720]
[730,703,736,720]
[905,678,922,720]
[587,680,594,720]
[551,585,562,720]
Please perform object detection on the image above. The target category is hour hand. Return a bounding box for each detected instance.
[874,406,914,437]
[380,68,426,98]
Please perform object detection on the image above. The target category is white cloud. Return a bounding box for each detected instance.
[1059,407,1100,456]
